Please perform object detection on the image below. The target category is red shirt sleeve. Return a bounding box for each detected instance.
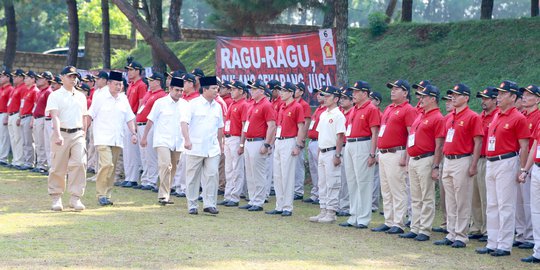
[404,106,417,127]
[435,116,446,138]
[295,105,305,124]
[471,114,484,137]
[515,117,532,140]
[368,106,381,128]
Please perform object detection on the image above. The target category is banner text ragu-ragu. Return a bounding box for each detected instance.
[220,45,314,70]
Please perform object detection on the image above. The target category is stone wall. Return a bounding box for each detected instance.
[0,51,77,73]
[83,32,133,69]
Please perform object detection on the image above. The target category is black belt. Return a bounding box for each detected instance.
[309,138,317,142]
[276,136,295,140]
[246,138,264,142]
[411,152,434,160]
[320,146,336,153]
[60,128,82,134]
[445,154,471,160]
[487,152,518,162]
[20,114,32,119]
[480,155,486,158]
[137,122,147,126]
[347,136,371,142]
[8,112,17,116]
[225,134,232,138]
[45,117,52,121]
[535,162,540,168]
[379,146,406,154]
[34,116,44,119]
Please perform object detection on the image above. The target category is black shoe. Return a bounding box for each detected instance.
[281,210,292,216]
[217,200,229,206]
[203,207,219,214]
[521,255,540,263]
[379,211,384,216]
[356,224,368,229]
[113,181,123,187]
[339,222,354,227]
[336,211,351,217]
[41,171,49,176]
[240,194,246,199]
[405,220,411,228]
[386,226,404,234]
[478,235,488,242]
[119,181,129,187]
[468,234,483,240]
[198,196,203,201]
[451,240,466,248]
[122,181,138,188]
[177,192,186,197]
[224,201,239,207]
[431,227,448,233]
[475,247,494,254]
[398,232,417,239]
[519,242,535,249]
[513,241,524,247]
[433,238,454,246]
[269,190,276,196]
[141,185,153,190]
[151,187,158,193]
[293,194,303,200]
[238,204,252,210]
[87,168,96,174]
[311,199,320,205]
[217,190,225,195]
[264,199,269,203]
[303,198,315,203]
[189,208,198,215]
[265,210,283,215]
[98,197,113,206]
[30,168,40,173]
[371,224,391,232]
[158,199,174,206]
[414,233,430,241]
[490,249,511,257]
[0,161,8,166]
[248,206,263,211]
[19,165,31,170]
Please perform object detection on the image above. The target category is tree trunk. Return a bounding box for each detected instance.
[334,0,348,86]
[66,0,79,66]
[102,0,111,69]
[532,0,539,17]
[131,0,138,47]
[111,0,186,72]
[3,0,17,70]
[385,0,398,23]
[148,0,166,72]
[168,0,183,41]
[401,0,413,22]
[480,0,494,20]
[322,0,335,28]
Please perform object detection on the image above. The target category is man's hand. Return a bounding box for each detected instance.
[468,164,478,177]
[333,156,341,167]
[238,146,244,155]
[131,134,137,144]
[140,136,147,148]
[367,156,376,167]
[518,171,528,183]
[292,147,300,156]
[55,135,64,146]
[184,140,192,150]
[16,118,20,126]
[431,168,440,180]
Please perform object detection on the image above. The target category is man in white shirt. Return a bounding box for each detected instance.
[86,70,109,183]
[182,76,224,215]
[45,66,89,211]
[88,71,137,206]
[141,77,188,205]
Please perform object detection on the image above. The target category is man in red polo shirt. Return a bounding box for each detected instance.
[339,81,380,229]
[476,81,530,256]
[372,79,416,234]
[135,73,167,191]
[468,87,498,242]
[337,88,354,216]
[219,80,233,108]
[266,82,305,217]
[304,88,326,204]
[7,69,28,169]
[293,82,311,201]
[435,83,483,248]
[398,85,445,241]
[369,91,383,213]
[514,84,540,249]
[18,71,40,170]
[0,69,13,166]
[31,71,54,174]
[268,80,283,113]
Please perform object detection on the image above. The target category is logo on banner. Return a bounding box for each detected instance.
[319,29,336,66]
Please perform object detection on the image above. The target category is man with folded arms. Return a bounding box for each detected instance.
[398,85,445,241]
[476,80,530,256]
[434,83,483,248]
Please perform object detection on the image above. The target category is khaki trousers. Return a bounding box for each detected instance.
[137,125,158,187]
[515,171,533,243]
[86,125,97,171]
[123,125,141,182]
[33,117,47,169]
[172,154,187,193]
[442,156,473,243]
[8,113,23,166]
[20,116,34,167]
[529,165,540,259]
[0,113,11,162]
[307,140,319,200]
[273,138,298,212]
[470,158,487,235]
[219,153,226,191]
[485,156,519,252]
[264,151,273,198]
[318,150,342,211]
[44,119,52,166]
[95,145,121,198]
[48,130,87,198]
[294,146,305,196]
[224,136,245,203]
[344,140,374,226]
[438,159,447,228]
[379,150,408,228]
[372,163,381,211]
[408,156,436,236]
[244,140,267,206]
[338,163,350,213]
[156,147,181,202]
[185,154,220,210]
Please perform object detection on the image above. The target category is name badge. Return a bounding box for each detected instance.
[276,126,282,137]
[137,105,145,114]
[224,120,231,132]
[20,100,25,109]
[408,134,415,147]
[242,121,250,133]
[378,125,386,137]
[345,124,352,136]
[309,120,316,130]
[488,136,496,151]
[445,128,455,143]
[536,146,540,159]
[7,98,11,107]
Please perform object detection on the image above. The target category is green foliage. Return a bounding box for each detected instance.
[367,12,388,37]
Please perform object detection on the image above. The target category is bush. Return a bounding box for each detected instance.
[368,12,389,37]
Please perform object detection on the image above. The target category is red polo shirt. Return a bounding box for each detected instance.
[480,108,499,156]
[443,106,483,155]
[245,98,275,139]
[377,101,417,149]
[225,98,248,136]
[407,108,445,157]
[523,108,540,149]
[222,95,233,108]
[296,98,311,119]
[127,78,147,114]
[215,95,228,117]
[533,122,540,163]
[20,85,39,116]
[486,107,530,156]
[136,89,167,123]
[7,83,27,113]
[33,86,52,118]
[277,100,304,137]
[183,91,200,102]
[348,100,381,139]
[307,105,326,140]
[272,96,283,113]
[0,84,13,113]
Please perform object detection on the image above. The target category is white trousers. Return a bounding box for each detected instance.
[307,140,319,200]
[123,124,141,182]
[244,140,268,206]
[44,119,52,166]
[185,154,220,210]
[33,117,47,169]
[273,138,298,212]
[294,146,305,196]
[224,136,245,203]
[344,140,374,226]
[8,113,23,166]
[318,150,341,211]
[137,125,158,187]
[0,113,11,162]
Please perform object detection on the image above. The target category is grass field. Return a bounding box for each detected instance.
[1,166,538,269]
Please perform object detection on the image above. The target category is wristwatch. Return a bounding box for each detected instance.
[264,143,271,149]
[239,144,244,148]
[334,153,342,158]
[369,153,376,158]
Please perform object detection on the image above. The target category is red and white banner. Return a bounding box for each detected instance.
[216,29,337,93]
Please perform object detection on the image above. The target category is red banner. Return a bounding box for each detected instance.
[215,29,337,93]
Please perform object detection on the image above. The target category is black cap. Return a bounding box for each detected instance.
[341,88,354,99]
[476,87,498,99]
[264,89,272,98]
[247,79,267,91]
[170,77,184,88]
[37,71,53,81]
[97,70,109,80]
[200,76,218,87]
[0,68,12,78]
[147,72,164,82]
[267,79,281,90]
[181,73,196,83]
[231,80,246,90]
[52,75,62,85]
[520,84,540,97]
[26,70,38,78]
[349,80,371,92]
[191,68,205,78]
[412,80,431,90]
[82,74,96,82]
[320,86,341,97]
[386,79,410,92]
[80,83,91,92]
[109,71,123,82]
[60,66,78,76]
[441,95,452,101]
[369,91,383,102]
[125,61,143,70]
[171,70,186,78]
[222,80,233,89]
[495,80,519,95]
[281,82,296,93]
[416,84,440,99]
[12,69,26,77]
[296,82,306,92]
[447,83,471,96]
